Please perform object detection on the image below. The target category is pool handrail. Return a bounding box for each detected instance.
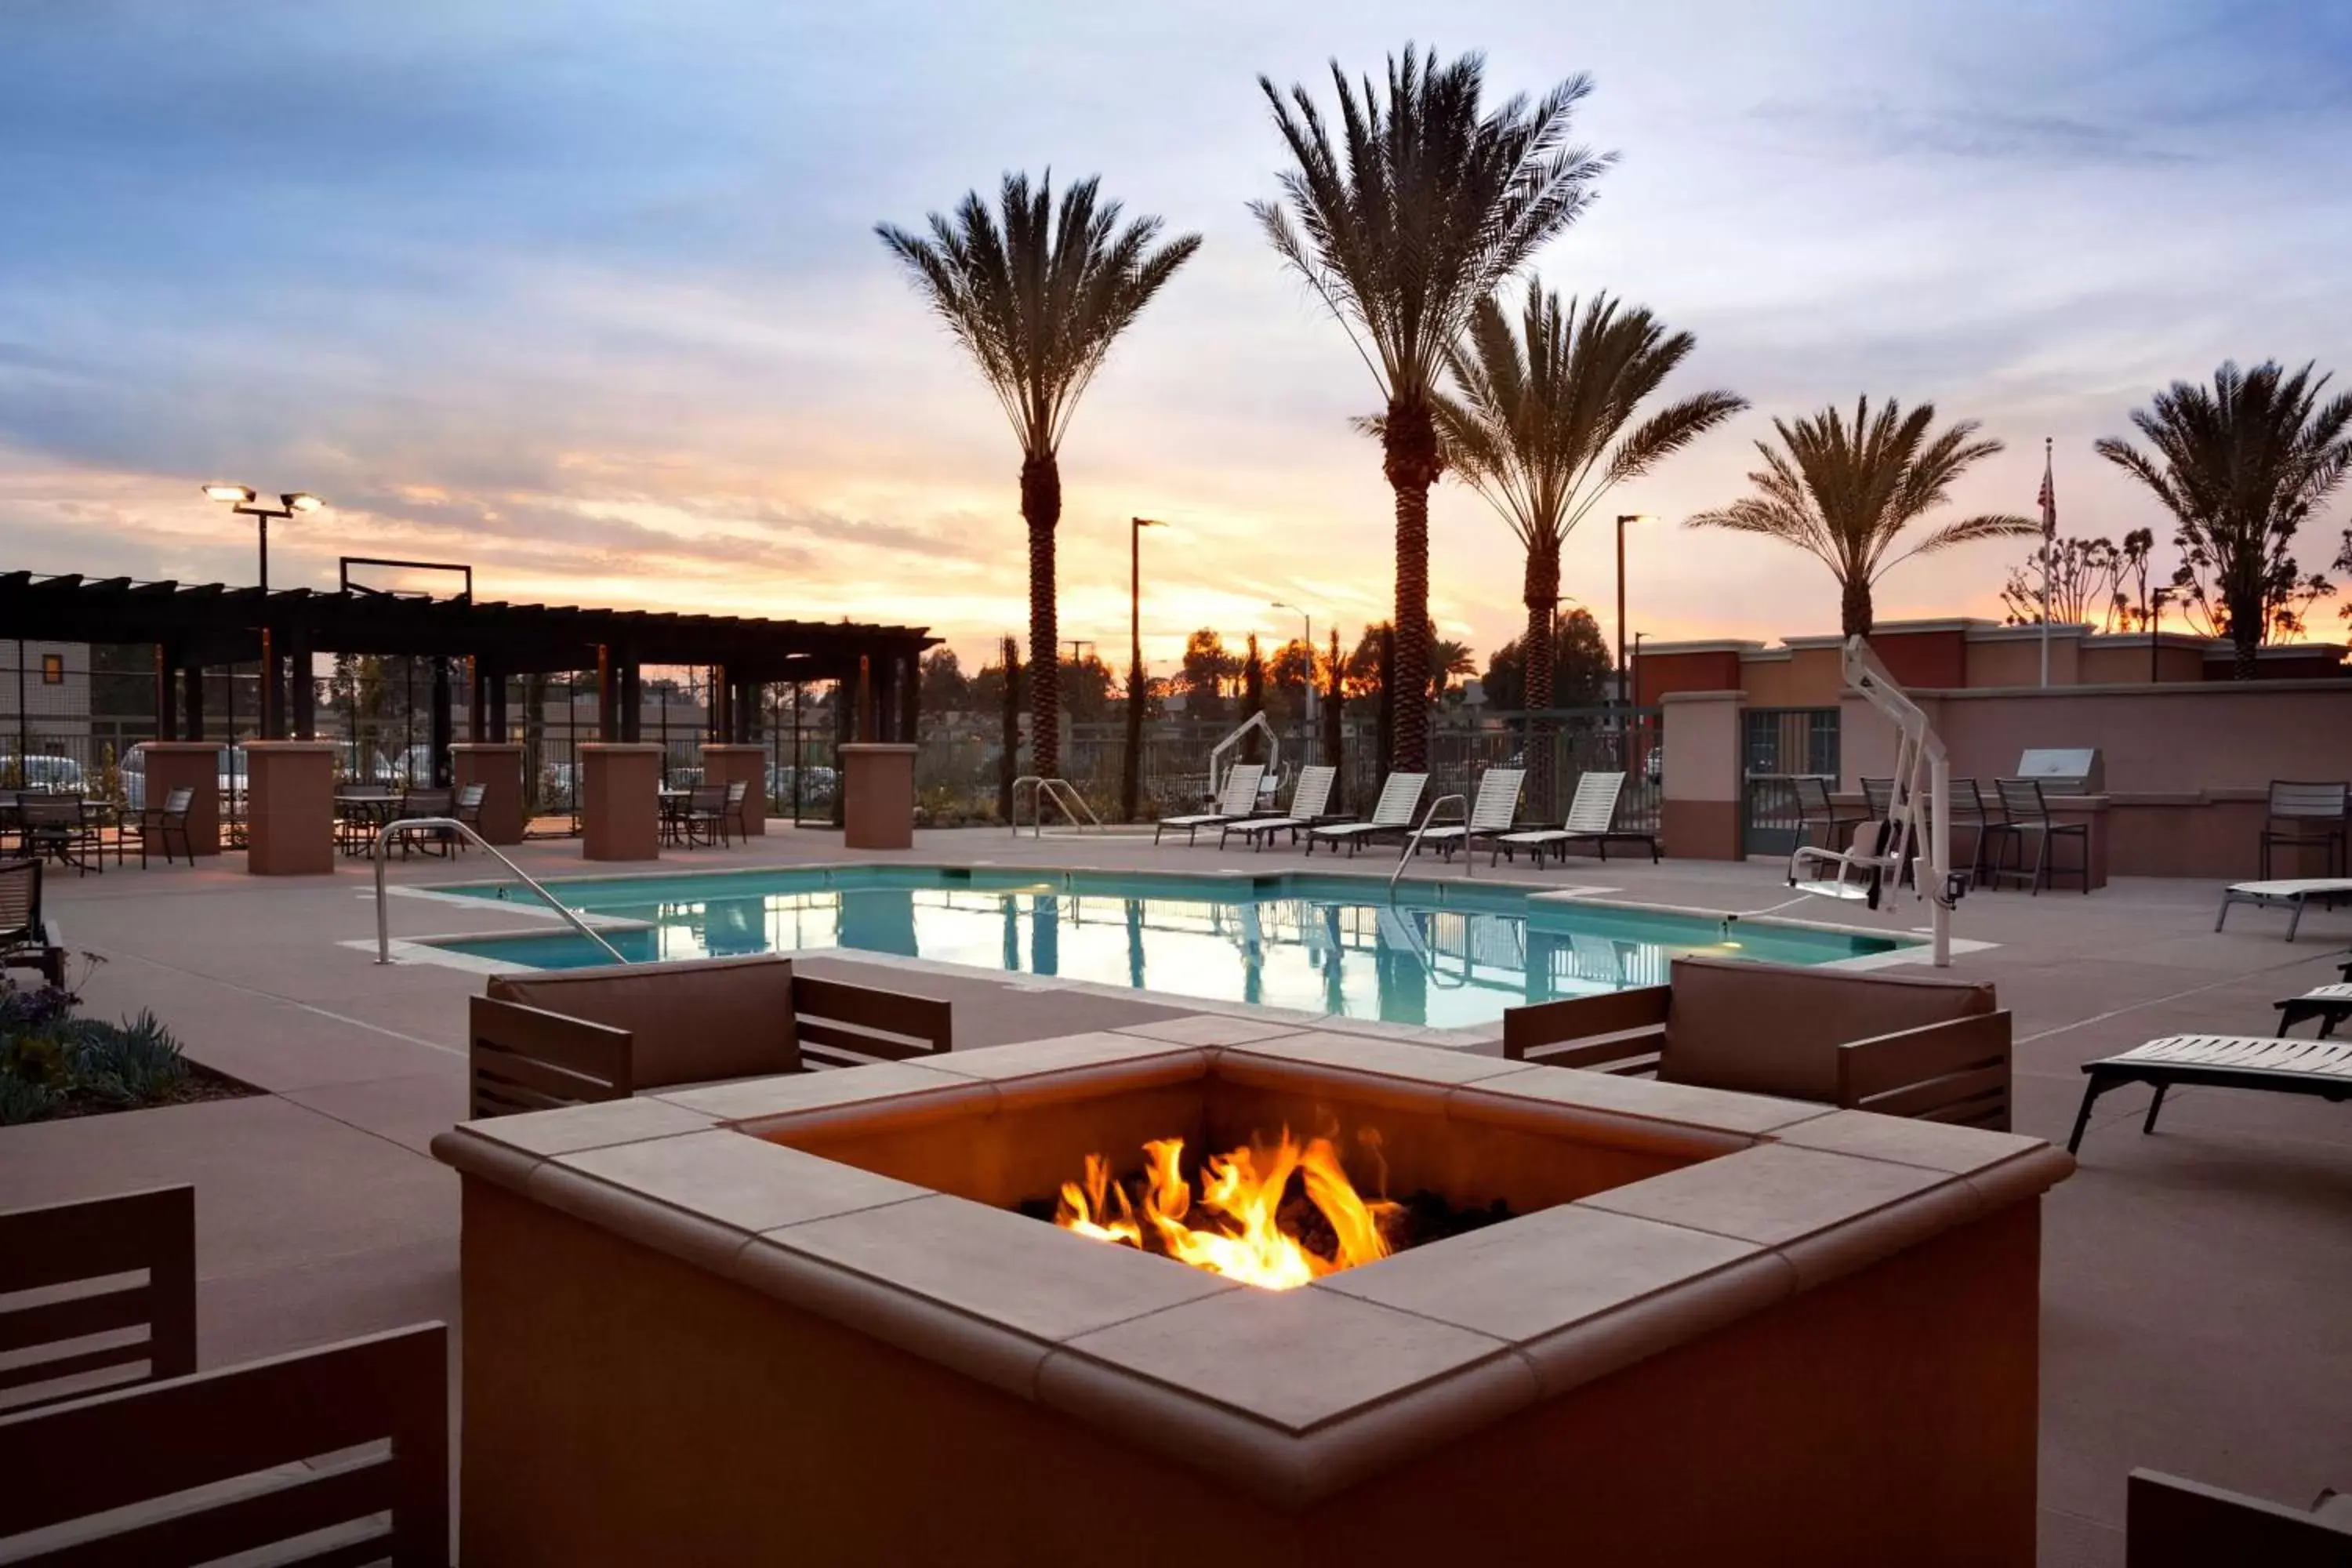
[1392,793,1471,888]
[372,818,629,967]
[1010,776,1102,837]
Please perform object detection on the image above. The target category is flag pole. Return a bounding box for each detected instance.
[2038,437,2054,688]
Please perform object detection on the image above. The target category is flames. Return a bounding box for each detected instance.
[1054,1129,1399,1290]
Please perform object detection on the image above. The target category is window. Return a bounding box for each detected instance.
[39,655,63,685]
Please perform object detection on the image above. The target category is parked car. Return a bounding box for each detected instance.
[5,754,87,793]
[120,747,245,811]
[767,764,837,808]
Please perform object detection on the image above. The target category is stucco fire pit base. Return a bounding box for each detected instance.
[434,1018,2070,1567]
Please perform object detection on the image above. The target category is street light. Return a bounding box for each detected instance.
[204,484,326,739]
[1270,600,1313,735]
[1613,514,1653,714]
[1125,518,1168,822]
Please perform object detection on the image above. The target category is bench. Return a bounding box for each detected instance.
[2068,1033,2352,1154]
[468,953,953,1118]
[0,1185,195,1413]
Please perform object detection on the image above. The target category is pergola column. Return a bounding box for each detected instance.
[619,655,642,744]
[288,625,315,740]
[181,662,205,740]
[597,644,619,742]
[154,642,178,742]
[898,650,920,746]
[430,657,454,786]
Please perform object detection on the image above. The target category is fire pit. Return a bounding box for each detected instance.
[436,1016,2069,1566]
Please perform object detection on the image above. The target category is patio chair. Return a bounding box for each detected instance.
[2259,779,2349,880]
[1221,764,1337,850]
[396,786,456,858]
[0,858,66,987]
[119,786,194,868]
[724,778,754,840]
[16,795,96,877]
[1413,767,1524,862]
[2067,1032,2352,1153]
[681,783,731,848]
[452,782,488,848]
[1987,778,2089,894]
[1491,771,1661,866]
[1947,778,1998,887]
[1792,775,1864,853]
[1153,763,1265,846]
[1305,771,1427,857]
[466,953,953,1117]
[0,1322,448,1567]
[2212,877,2352,940]
[1504,955,2012,1129]
[2125,1468,2352,1566]
[0,1185,195,1413]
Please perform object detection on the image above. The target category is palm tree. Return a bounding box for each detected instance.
[1253,46,1611,771]
[878,173,1200,775]
[1429,637,1477,699]
[2096,361,2352,678]
[1686,397,2035,637]
[1436,283,1744,808]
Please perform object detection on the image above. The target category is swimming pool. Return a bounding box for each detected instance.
[426,866,1914,1030]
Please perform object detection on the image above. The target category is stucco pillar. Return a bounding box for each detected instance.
[698,743,768,837]
[242,740,337,875]
[839,742,916,851]
[579,742,662,862]
[451,742,528,845]
[132,742,224,856]
[1660,691,1744,861]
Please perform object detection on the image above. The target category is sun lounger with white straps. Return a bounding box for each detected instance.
[1492,771,1660,866]
[1306,771,1426,857]
[2276,956,2352,1038]
[1153,763,1265,846]
[2214,878,2352,940]
[1222,765,1338,850]
[1414,768,1524,861]
[2067,1033,2352,1153]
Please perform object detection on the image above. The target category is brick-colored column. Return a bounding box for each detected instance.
[839,743,916,851]
[132,742,226,856]
[697,743,768,837]
[579,742,662,862]
[243,741,337,875]
[1660,691,1745,861]
[451,742,527,845]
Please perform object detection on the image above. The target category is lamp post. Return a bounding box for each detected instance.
[1124,517,1167,822]
[1270,601,1313,737]
[203,485,323,739]
[1613,514,1653,718]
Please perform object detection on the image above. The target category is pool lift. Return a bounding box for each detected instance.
[1773,636,1963,967]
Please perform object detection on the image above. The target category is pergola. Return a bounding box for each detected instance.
[0,569,935,757]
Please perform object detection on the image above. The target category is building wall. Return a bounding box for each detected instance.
[1867,629,1969,691]
[0,640,93,737]
[1635,648,1748,707]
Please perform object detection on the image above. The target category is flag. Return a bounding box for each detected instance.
[2037,446,2056,539]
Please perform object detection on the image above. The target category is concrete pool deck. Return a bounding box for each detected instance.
[5,822,2350,1566]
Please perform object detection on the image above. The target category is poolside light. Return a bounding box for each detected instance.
[284,492,324,514]
[1613,514,1654,715]
[203,483,328,739]
[203,483,257,504]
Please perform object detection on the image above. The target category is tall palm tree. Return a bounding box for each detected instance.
[1686,397,2034,637]
[1253,46,1611,771]
[1436,283,1744,808]
[2096,361,2352,678]
[878,173,1200,775]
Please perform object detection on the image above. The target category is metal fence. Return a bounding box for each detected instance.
[1741,706,1842,855]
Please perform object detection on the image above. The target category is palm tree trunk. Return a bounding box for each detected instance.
[1382,403,1441,772]
[1120,662,1144,821]
[2227,588,2263,680]
[1523,545,1559,818]
[1022,453,1062,776]
[1839,575,1873,639]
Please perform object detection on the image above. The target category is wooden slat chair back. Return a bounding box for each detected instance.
[1214,764,1265,817]
[0,1186,196,1414]
[467,955,953,1116]
[1367,770,1427,826]
[1468,768,1525,832]
[0,1323,449,1567]
[1287,765,1335,820]
[1563,771,1624,833]
[1994,776,2053,823]
[0,858,39,947]
[2267,780,2350,820]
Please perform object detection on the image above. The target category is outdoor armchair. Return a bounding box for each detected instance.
[0,1185,195,1413]
[2259,780,2349,880]
[1502,954,2012,1129]
[122,785,195,867]
[0,857,66,987]
[467,953,953,1117]
[2125,1468,2352,1566]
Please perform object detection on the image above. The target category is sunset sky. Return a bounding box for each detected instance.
[4,1,2348,670]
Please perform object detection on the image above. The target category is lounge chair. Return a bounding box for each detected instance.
[1305,771,1426,857]
[1504,955,2013,1129]
[1491,771,1661,866]
[2275,956,2352,1038]
[2259,779,2349,880]
[2215,877,2352,940]
[1153,763,1265,846]
[0,1185,194,1412]
[2067,1033,2352,1153]
[0,1322,448,1566]
[467,953,953,1117]
[1221,764,1337,849]
[0,858,65,988]
[1414,767,1523,862]
[2125,1467,2352,1566]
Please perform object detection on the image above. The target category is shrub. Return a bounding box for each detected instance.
[69,1011,189,1105]
[0,1073,58,1125]
[0,975,193,1123]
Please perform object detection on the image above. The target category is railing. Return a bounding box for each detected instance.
[1008,775,1102,837]
[1390,792,1469,888]
[372,817,627,967]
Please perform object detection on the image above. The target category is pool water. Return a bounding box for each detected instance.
[430,866,1910,1031]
